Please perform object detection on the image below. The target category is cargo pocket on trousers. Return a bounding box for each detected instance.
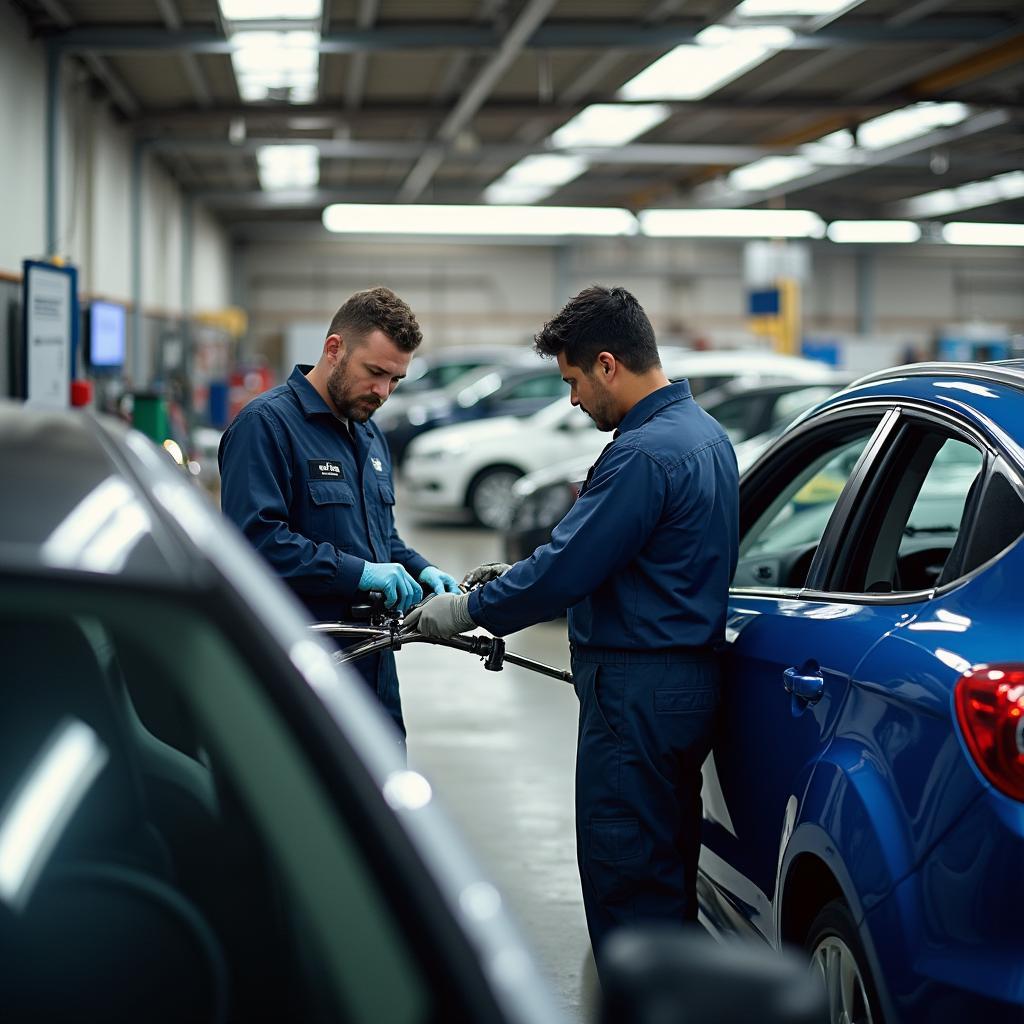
[587,817,642,905]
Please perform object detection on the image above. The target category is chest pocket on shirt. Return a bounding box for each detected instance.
[307,479,357,544]
[376,478,395,505]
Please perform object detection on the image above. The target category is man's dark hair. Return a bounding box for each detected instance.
[534,285,660,373]
[328,286,423,352]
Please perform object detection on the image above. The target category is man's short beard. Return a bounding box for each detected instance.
[327,349,382,422]
[583,379,618,432]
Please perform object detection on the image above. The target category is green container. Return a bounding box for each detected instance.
[132,392,169,443]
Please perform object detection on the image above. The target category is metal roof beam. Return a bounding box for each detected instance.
[154,0,212,107]
[47,17,1020,54]
[397,0,558,202]
[149,134,1020,173]
[344,0,379,111]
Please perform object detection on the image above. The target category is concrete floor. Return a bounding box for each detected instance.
[395,510,594,1023]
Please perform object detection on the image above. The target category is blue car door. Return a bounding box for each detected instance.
[702,405,990,944]
[701,409,897,938]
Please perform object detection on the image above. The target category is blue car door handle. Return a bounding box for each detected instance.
[784,666,824,705]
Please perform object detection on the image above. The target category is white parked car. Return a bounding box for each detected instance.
[403,350,834,528]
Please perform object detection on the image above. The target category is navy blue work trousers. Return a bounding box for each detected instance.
[571,645,719,960]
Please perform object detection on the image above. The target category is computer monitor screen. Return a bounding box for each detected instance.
[88,301,126,369]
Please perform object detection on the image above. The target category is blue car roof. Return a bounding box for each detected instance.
[788,362,1024,467]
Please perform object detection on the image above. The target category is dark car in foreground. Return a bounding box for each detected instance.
[704,361,1024,1022]
[0,403,824,1024]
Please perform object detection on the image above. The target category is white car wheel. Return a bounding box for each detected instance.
[467,467,524,529]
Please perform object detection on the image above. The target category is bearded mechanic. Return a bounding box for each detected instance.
[405,285,740,962]
[219,286,460,746]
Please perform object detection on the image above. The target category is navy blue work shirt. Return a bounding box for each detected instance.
[468,380,739,649]
[218,365,430,621]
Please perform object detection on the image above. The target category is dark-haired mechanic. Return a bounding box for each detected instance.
[219,287,460,744]
[406,285,739,960]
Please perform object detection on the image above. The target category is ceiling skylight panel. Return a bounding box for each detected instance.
[550,104,671,149]
[856,102,970,150]
[728,155,815,192]
[257,145,319,190]
[220,0,322,20]
[230,28,320,104]
[902,171,1024,218]
[734,0,862,15]
[619,25,792,101]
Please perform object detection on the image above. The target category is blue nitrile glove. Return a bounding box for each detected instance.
[358,561,423,613]
[419,565,461,597]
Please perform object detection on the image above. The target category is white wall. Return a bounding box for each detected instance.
[0,3,232,316]
[0,3,47,271]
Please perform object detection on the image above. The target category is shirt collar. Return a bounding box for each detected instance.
[615,379,692,437]
[287,364,361,437]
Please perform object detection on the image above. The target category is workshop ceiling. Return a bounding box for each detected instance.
[13,0,1024,234]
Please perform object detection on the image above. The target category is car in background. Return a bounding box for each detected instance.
[404,397,604,529]
[382,363,569,466]
[702,361,1024,1023]
[406,351,834,530]
[374,345,538,429]
[503,376,848,559]
[0,403,827,1024]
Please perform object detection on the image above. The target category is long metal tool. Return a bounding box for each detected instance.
[310,619,573,685]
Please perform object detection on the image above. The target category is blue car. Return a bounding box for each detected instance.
[702,361,1024,1024]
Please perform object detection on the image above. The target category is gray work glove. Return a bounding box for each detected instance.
[403,593,475,638]
[460,562,512,589]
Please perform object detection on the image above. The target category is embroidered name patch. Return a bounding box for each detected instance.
[308,459,343,479]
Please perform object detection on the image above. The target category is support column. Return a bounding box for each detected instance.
[45,44,61,257]
[131,140,144,383]
[856,249,876,336]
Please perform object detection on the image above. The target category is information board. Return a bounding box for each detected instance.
[22,260,78,408]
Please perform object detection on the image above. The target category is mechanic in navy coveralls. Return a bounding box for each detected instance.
[219,286,461,746]
[406,286,739,961]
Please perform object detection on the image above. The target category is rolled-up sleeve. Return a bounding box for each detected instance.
[468,442,667,636]
[219,409,365,598]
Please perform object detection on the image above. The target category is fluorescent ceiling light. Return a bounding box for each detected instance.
[728,155,815,192]
[942,222,1024,247]
[827,220,921,244]
[482,182,557,205]
[619,24,792,101]
[550,104,671,149]
[640,208,825,238]
[231,30,319,103]
[322,204,638,237]
[902,170,1024,218]
[857,102,970,150]
[258,144,319,190]
[483,154,587,205]
[220,0,321,18]
[735,0,861,14]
